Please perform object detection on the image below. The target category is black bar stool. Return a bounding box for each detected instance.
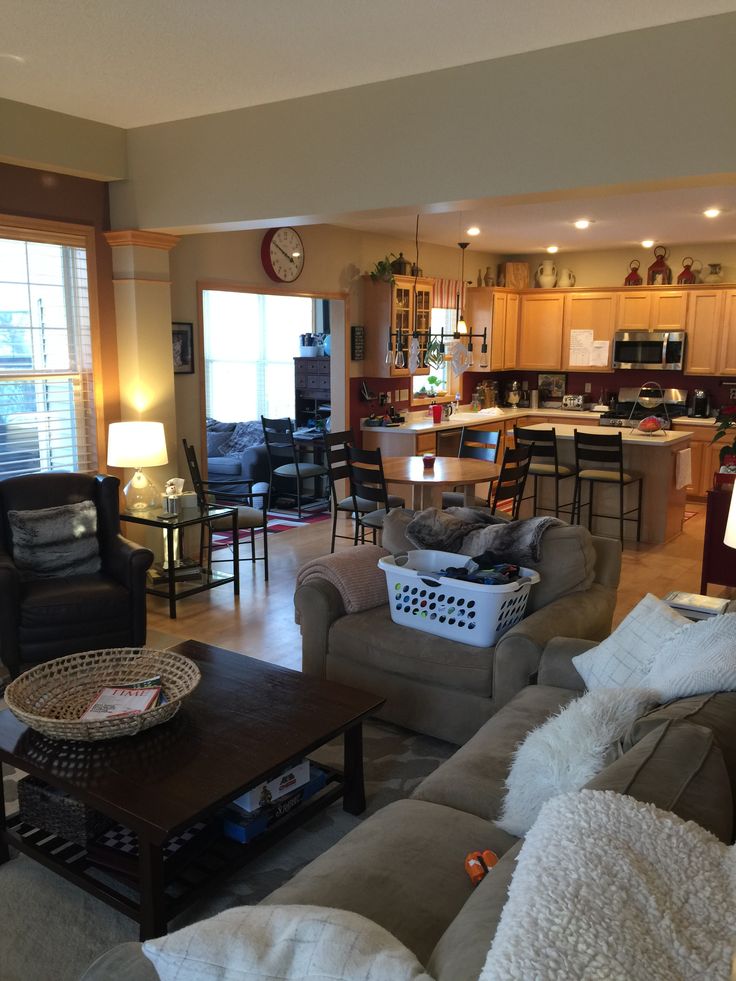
[513,425,575,519]
[572,429,643,545]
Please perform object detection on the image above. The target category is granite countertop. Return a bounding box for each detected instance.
[670,415,718,428]
[360,406,605,435]
[523,421,693,447]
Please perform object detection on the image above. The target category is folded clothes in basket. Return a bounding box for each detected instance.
[440,562,522,586]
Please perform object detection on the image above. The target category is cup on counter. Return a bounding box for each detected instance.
[530,390,539,410]
[422,453,435,470]
[431,403,443,424]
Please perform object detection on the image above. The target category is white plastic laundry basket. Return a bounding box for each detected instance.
[378,550,540,648]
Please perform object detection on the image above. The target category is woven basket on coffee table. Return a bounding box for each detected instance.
[4,648,201,742]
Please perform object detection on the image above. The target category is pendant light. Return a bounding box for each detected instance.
[456,242,469,336]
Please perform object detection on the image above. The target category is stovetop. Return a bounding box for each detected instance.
[599,401,686,429]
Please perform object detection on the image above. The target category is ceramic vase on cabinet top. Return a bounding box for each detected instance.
[483,266,494,287]
[477,269,483,287]
[704,263,723,284]
[557,268,576,287]
[536,259,557,288]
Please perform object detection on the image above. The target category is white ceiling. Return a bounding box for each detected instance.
[332,181,736,253]
[1,0,735,128]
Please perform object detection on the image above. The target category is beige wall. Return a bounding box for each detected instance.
[0,98,127,181]
[510,241,736,288]
[169,224,500,452]
[111,14,736,233]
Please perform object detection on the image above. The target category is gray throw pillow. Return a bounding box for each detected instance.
[206,430,231,457]
[8,500,101,579]
[220,421,264,455]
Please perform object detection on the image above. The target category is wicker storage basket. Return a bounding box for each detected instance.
[4,648,200,742]
[18,776,114,845]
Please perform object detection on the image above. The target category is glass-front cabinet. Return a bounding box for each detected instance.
[364,275,434,377]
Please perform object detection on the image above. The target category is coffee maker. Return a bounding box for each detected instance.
[688,389,711,418]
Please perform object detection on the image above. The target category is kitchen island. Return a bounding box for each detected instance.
[361,408,693,544]
[519,423,692,544]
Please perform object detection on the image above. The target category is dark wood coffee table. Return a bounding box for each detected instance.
[0,640,384,939]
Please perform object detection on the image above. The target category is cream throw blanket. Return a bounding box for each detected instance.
[483,790,736,981]
[295,544,389,623]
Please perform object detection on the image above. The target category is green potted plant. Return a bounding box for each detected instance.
[369,255,397,284]
[426,375,441,397]
[711,405,736,466]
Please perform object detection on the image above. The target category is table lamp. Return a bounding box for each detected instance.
[107,421,168,510]
[724,484,736,549]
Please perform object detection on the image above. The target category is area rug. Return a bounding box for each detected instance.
[0,714,454,981]
[212,507,331,548]
[683,510,698,522]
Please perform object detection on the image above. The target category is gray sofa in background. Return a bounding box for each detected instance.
[82,640,736,981]
[205,419,269,497]
[295,514,622,744]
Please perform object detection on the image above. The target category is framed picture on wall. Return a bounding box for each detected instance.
[172,322,194,374]
[537,372,566,403]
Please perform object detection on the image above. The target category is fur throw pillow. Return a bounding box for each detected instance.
[496,688,658,837]
[8,500,101,579]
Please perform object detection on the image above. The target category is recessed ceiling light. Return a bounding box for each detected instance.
[641,239,654,249]
[704,208,721,218]
[466,226,480,236]
[574,219,591,229]
[546,245,559,254]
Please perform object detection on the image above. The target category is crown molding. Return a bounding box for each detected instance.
[104,229,180,251]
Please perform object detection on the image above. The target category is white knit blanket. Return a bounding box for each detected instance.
[482,790,736,981]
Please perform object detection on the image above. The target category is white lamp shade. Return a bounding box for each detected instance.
[107,422,168,468]
[724,486,736,549]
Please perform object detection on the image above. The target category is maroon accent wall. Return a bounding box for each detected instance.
[0,161,119,430]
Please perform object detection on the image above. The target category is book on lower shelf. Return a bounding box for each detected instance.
[663,591,730,620]
[147,558,202,584]
[223,765,328,844]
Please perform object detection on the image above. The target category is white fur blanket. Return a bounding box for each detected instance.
[483,790,736,981]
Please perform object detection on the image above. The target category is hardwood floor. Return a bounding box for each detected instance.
[148,505,721,668]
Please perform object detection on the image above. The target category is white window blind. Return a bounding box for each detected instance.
[0,235,97,479]
[202,289,312,422]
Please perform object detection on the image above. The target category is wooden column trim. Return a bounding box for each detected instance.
[105,229,181,251]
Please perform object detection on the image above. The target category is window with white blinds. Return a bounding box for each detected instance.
[0,234,97,479]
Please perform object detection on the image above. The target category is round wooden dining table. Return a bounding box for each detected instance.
[382,456,500,511]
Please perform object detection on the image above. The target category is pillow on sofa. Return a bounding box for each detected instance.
[642,613,736,701]
[206,430,232,457]
[220,420,264,456]
[143,904,432,981]
[8,500,101,579]
[206,417,237,433]
[572,593,688,690]
[496,687,657,836]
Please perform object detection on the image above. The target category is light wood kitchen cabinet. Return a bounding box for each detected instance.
[504,293,519,369]
[518,294,565,369]
[684,289,724,374]
[616,289,688,333]
[363,274,433,377]
[717,291,736,376]
[464,287,517,371]
[561,292,616,371]
[672,423,721,498]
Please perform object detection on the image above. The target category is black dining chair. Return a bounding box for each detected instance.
[571,429,643,545]
[183,439,269,580]
[324,429,404,552]
[442,425,501,508]
[345,445,396,545]
[513,425,576,520]
[261,417,328,519]
[490,444,531,520]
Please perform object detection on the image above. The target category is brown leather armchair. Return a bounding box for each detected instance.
[0,473,154,678]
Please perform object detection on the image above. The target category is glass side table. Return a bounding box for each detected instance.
[121,504,239,618]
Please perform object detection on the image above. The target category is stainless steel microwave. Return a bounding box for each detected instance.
[612,330,686,370]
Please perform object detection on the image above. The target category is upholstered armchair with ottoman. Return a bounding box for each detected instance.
[205,419,270,499]
[295,511,621,744]
[0,472,153,678]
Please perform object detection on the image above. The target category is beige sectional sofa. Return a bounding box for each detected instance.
[83,638,736,980]
[296,519,622,743]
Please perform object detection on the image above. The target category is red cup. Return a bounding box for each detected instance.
[423,454,435,469]
[431,403,443,424]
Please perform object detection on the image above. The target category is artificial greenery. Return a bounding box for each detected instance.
[369,255,397,283]
[711,405,736,462]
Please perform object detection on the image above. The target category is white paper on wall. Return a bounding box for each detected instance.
[591,340,610,367]
[569,329,594,365]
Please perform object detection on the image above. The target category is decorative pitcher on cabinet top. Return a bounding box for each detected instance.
[557,268,576,287]
[536,259,557,288]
